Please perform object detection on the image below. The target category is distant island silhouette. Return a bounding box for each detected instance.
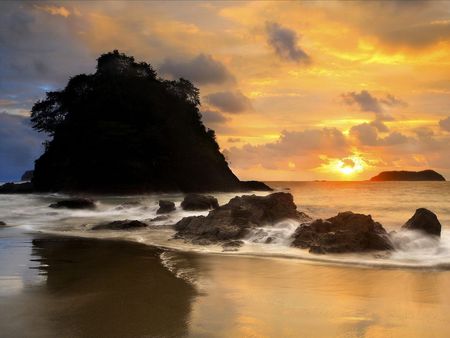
[370,170,446,181]
[26,50,270,193]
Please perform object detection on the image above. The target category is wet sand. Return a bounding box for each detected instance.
[2,231,450,337]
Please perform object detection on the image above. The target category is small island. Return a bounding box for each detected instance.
[370,170,446,181]
[1,50,271,194]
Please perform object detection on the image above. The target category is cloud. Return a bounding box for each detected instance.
[341,90,406,122]
[439,116,450,132]
[0,112,46,181]
[34,5,71,18]
[349,123,379,146]
[204,90,252,114]
[265,22,310,63]
[350,122,410,146]
[227,128,349,170]
[227,137,241,143]
[201,110,230,125]
[0,2,94,114]
[158,54,234,85]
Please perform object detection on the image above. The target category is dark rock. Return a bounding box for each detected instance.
[149,215,170,222]
[49,198,96,210]
[0,182,34,194]
[175,192,310,243]
[402,208,441,236]
[157,200,176,214]
[0,221,6,227]
[370,170,445,181]
[240,181,273,191]
[291,211,393,254]
[222,240,244,248]
[181,194,219,211]
[92,220,147,230]
[21,170,34,181]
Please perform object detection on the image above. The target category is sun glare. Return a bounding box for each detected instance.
[335,156,365,176]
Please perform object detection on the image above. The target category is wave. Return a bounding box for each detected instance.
[3,191,450,271]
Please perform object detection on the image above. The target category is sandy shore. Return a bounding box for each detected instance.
[2,229,450,337]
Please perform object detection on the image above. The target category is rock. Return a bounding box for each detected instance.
[222,240,244,248]
[370,170,445,181]
[157,200,176,214]
[149,215,170,222]
[181,194,219,211]
[0,221,6,227]
[21,170,34,181]
[92,220,148,230]
[240,181,273,191]
[175,192,309,243]
[49,198,96,209]
[0,182,34,194]
[291,211,393,254]
[402,208,441,236]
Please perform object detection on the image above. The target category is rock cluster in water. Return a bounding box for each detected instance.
[174,192,310,244]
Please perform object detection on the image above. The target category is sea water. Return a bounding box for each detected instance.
[1,181,449,269]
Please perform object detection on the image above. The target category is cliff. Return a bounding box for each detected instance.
[370,170,445,181]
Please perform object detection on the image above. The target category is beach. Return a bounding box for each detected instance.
[1,181,450,337]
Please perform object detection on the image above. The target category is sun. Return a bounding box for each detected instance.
[335,156,365,176]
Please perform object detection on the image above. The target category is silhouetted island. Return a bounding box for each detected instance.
[370,170,445,181]
[24,50,271,193]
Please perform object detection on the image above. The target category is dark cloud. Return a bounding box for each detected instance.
[0,112,46,181]
[439,116,450,132]
[342,90,383,113]
[341,90,405,122]
[201,110,230,125]
[204,90,252,114]
[265,22,310,63]
[0,2,94,114]
[158,54,234,85]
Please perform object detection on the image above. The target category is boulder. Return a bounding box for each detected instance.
[49,198,96,210]
[181,194,219,211]
[402,208,441,236]
[92,220,147,230]
[292,211,393,254]
[157,200,176,214]
[0,182,34,194]
[175,192,310,243]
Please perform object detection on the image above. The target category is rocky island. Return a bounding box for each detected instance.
[370,170,445,181]
[1,50,270,194]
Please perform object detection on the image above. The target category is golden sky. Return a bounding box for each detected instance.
[2,1,450,180]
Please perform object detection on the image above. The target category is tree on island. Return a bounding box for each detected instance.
[30,50,269,192]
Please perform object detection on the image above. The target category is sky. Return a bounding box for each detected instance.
[1,1,450,181]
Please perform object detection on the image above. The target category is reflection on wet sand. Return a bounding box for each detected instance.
[2,234,450,337]
[185,255,450,337]
[0,236,197,338]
